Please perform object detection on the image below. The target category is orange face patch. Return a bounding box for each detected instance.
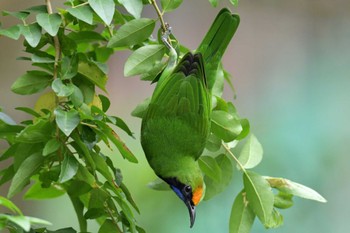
[192,187,203,206]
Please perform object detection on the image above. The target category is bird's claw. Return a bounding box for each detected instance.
[161,23,173,50]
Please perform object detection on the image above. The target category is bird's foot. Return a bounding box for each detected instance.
[161,23,173,50]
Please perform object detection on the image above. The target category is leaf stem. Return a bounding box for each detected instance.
[222,142,247,174]
[150,0,172,45]
[69,195,87,232]
[45,0,61,79]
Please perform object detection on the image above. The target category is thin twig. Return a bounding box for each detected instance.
[222,142,247,173]
[45,0,61,79]
[150,0,172,45]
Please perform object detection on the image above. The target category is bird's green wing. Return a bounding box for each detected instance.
[196,8,240,90]
[142,52,210,160]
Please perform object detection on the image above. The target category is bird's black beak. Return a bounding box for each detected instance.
[185,200,196,228]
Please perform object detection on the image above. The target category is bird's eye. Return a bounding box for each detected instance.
[184,185,192,194]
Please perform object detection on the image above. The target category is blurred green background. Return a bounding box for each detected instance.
[1,0,349,232]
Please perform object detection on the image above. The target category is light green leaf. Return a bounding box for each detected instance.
[208,0,218,7]
[88,0,115,25]
[204,154,233,200]
[230,0,239,6]
[265,177,327,203]
[147,178,170,191]
[0,25,21,40]
[11,70,52,95]
[199,156,221,182]
[16,119,52,143]
[67,5,94,25]
[211,110,242,142]
[0,112,16,125]
[264,209,284,229]
[8,153,43,198]
[36,13,62,36]
[78,59,107,92]
[238,134,263,169]
[5,215,31,231]
[2,10,29,20]
[273,192,293,209]
[229,190,255,233]
[54,108,80,136]
[119,0,143,19]
[52,79,75,97]
[161,0,183,12]
[20,23,42,47]
[131,97,150,118]
[60,55,78,80]
[205,133,222,152]
[0,196,23,215]
[32,53,55,63]
[108,18,155,48]
[59,155,79,183]
[243,171,274,225]
[70,85,84,108]
[92,153,113,182]
[26,216,52,227]
[43,138,60,156]
[124,44,165,77]
[99,219,121,233]
[24,178,65,199]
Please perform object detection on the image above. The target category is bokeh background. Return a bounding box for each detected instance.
[1,0,349,232]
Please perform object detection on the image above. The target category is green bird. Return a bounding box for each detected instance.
[141,8,240,227]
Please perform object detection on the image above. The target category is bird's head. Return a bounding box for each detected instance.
[162,172,204,228]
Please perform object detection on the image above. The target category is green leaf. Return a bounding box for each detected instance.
[32,53,55,63]
[238,134,263,169]
[0,112,16,125]
[99,219,121,233]
[108,18,155,48]
[131,97,150,118]
[15,107,41,118]
[208,0,218,7]
[161,0,183,12]
[264,209,284,229]
[70,85,84,108]
[94,121,138,163]
[108,116,134,137]
[8,153,43,198]
[119,0,143,19]
[88,0,115,25]
[273,192,293,209]
[265,177,327,203]
[205,133,222,152]
[4,215,31,231]
[243,171,274,225]
[230,0,239,6]
[20,23,42,47]
[36,13,62,36]
[2,10,29,20]
[229,190,255,233]
[16,119,53,143]
[11,70,52,95]
[43,138,60,156]
[198,156,221,182]
[204,154,233,200]
[147,178,170,191]
[52,79,75,97]
[24,178,65,199]
[124,44,165,77]
[0,196,23,215]
[67,5,94,25]
[92,153,114,182]
[58,155,79,183]
[54,108,80,136]
[78,59,108,92]
[211,110,242,142]
[0,25,21,40]
[89,188,109,209]
[60,55,78,80]
[25,5,48,13]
